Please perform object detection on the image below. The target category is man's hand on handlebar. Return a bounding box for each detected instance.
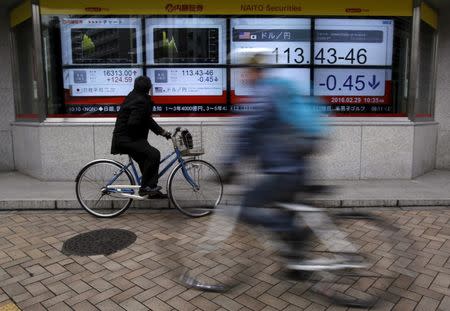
[161,130,172,140]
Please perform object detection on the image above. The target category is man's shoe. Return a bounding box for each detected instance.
[148,190,168,199]
[138,186,162,197]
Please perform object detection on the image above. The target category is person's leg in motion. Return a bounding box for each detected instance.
[239,174,305,233]
[239,174,312,257]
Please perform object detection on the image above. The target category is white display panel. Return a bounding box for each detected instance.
[63,68,143,97]
[314,19,394,66]
[231,18,311,65]
[148,68,225,96]
[60,18,143,65]
[146,18,227,65]
[232,68,310,96]
[314,68,390,96]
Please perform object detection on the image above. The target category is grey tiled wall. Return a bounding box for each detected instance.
[11,120,437,181]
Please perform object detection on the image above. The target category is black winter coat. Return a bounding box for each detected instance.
[111,90,164,154]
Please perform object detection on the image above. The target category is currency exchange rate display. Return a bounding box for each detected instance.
[230,18,311,105]
[230,18,394,114]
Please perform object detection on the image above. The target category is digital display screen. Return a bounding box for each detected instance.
[148,68,225,96]
[314,69,392,111]
[63,68,143,97]
[153,28,219,64]
[57,17,397,115]
[71,28,137,64]
[314,19,394,66]
[314,69,387,96]
[230,18,311,65]
[60,18,143,65]
[146,18,227,65]
[232,68,310,96]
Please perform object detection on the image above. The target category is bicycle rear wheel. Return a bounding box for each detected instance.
[295,211,401,308]
[168,159,223,217]
[75,160,135,218]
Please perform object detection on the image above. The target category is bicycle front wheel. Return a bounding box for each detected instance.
[75,160,135,218]
[168,159,223,217]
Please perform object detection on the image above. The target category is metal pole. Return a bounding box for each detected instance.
[430,29,439,119]
[408,0,422,121]
[31,0,47,122]
[9,28,20,120]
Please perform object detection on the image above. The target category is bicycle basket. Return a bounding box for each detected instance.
[181,130,194,149]
[175,128,204,157]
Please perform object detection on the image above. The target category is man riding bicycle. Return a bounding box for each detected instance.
[111,76,171,199]
[222,54,325,267]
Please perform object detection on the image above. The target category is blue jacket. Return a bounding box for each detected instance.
[232,76,325,174]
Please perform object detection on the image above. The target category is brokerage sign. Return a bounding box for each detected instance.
[39,0,413,17]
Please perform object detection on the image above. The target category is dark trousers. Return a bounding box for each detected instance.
[119,140,161,188]
[240,174,304,233]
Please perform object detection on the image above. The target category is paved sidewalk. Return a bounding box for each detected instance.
[0,208,450,310]
[1,170,450,209]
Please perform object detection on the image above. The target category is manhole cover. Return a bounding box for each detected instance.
[62,228,137,256]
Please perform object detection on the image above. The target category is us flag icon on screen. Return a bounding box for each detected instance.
[239,32,251,40]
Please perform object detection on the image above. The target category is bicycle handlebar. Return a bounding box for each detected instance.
[173,127,182,136]
[169,127,182,147]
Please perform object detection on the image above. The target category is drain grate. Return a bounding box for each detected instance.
[62,228,137,256]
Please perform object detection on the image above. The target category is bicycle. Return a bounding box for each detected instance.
[178,193,403,308]
[75,127,223,218]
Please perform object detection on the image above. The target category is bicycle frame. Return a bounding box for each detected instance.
[105,146,199,197]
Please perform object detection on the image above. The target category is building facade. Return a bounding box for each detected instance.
[0,0,448,180]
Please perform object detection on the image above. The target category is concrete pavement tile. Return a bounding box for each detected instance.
[143,297,172,311]
[46,302,72,311]
[438,296,450,311]
[72,301,99,311]
[120,298,147,311]
[415,296,441,311]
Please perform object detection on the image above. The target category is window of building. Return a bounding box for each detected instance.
[40,15,412,118]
